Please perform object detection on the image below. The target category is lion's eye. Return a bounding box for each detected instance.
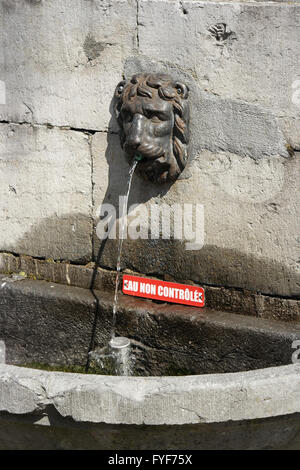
[151,115,161,123]
[145,110,161,122]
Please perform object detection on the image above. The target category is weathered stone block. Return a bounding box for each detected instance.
[0,123,92,261]
[0,276,299,374]
[0,0,298,301]
[0,0,137,130]
[138,0,300,147]
[125,55,289,159]
[92,128,299,296]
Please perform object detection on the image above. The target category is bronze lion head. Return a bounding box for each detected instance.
[114,73,190,184]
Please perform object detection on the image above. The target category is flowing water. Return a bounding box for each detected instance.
[89,336,133,376]
[89,159,138,376]
[111,159,138,338]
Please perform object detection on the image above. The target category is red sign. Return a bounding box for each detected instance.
[122,275,205,308]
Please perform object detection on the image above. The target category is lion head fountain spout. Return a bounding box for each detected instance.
[114,73,190,184]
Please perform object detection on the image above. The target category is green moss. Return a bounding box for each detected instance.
[286,143,294,157]
[18,363,195,377]
[18,362,104,375]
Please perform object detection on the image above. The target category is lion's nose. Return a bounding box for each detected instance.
[127,138,140,149]
[127,114,144,148]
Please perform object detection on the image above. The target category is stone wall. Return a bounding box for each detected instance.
[0,0,299,298]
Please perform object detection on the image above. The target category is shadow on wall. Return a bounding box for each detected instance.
[103,94,174,211]
[6,211,299,298]
[92,93,173,261]
[6,213,93,264]
[92,95,299,298]
[6,85,298,298]
[100,237,299,298]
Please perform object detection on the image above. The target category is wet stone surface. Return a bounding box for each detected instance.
[0,276,299,376]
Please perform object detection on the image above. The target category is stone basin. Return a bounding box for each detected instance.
[0,275,300,449]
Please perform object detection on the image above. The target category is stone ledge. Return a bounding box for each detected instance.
[0,252,299,322]
[0,363,300,425]
[0,123,93,261]
[0,275,299,375]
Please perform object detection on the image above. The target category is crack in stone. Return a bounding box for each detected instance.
[0,120,118,136]
[136,0,140,49]
[175,401,205,423]
[88,134,95,263]
[0,376,50,413]
[23,102,34,121]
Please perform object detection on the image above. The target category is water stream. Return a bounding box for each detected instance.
[111,159,138,338]
[89,159,138,376]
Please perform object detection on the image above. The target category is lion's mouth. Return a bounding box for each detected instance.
[124,142,173,183]
[124,142,165,161]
